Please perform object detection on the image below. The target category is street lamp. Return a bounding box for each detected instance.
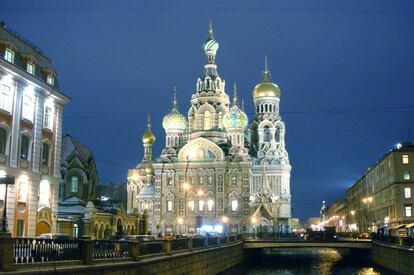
[251,217,257,239]
[221,216,228,236]
[0,172,15,233]
[177,217,184,234]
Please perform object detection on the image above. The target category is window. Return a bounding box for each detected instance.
[188,200,194,211]
[207,199,214,212]
[22,94,34,121]
[70,176,79,193]
[46,75,54,85]
[18,179,27,201]
[4,48,14,63]
[402,155,409,164]
[20,135,29,160]
[199,176,204,185]
[167,200,173,212]
[73,224,79,238]
[0,128,6,154]
[44,106,53,130]
[26,62,35,75]
[405,205,412,217]
[0,84,12,112]
[231,200,238,211]
[167,176,173,186]
[204,111,211,130]
[42,143,50,166]
[190,177,195,185]
[405,187,411,199]
[231,176,237,185]
[39,180,50,207]
[404,171,410,180]
[208,176,213,185]
[198,200,205,211]
[17,220,24,237]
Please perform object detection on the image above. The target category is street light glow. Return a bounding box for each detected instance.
[251,217,257,224]
[221,216,228,223]
[177,217,184,224]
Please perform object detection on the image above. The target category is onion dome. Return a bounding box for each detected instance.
[253,55,281,99]
[142,114,156,144]
[162,87,187,131]
[203,20,219,53]
[137,184,155,199]
[223,83,248,129]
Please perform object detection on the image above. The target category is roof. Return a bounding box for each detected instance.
[62,134,94,163]
[0,22,59,89]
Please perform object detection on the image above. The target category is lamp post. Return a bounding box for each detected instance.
[251,217,257,239]
[221,216,228,236]
[0,173,15,233]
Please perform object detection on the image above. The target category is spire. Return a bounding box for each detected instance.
[147,113,152,129]
[208,19,214,38]
[232,82,238,106]
[263,54,271,83]
[172,86,177,110]
[241,99,245,112]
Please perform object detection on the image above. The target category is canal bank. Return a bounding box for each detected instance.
[371,241,414,274]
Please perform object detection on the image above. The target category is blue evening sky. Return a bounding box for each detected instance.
[1,0,413,220]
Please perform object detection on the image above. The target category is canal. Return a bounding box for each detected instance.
[222,248,394,275]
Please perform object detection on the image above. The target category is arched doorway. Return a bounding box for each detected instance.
[35,221,51,236]
[116,219,124,235]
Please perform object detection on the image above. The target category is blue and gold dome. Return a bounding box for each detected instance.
[162,88,187,131]
[203,21,219,52]
[223,84,248,130]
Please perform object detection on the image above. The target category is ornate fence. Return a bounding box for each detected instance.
[13,237,80,263]
[6,235,241,268]
[372,234,414,247]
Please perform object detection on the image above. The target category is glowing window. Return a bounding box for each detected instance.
[188,200,194,211]
[0,84,12,112]
[26,62,35,75]
[405,206,412,217]
[198,200,205,211]
[405,188,411,199]
[402,155,409,164]
[231,200,238,211]
[208,176,213,185]
[199,176,204,185]
[44,106,53,130]
[404,171,410,180]
[167,200,173,212]
[70,176,79,193]
[22,94,34,122]
[39,180,50,207]
[46,75,54,85]
[207,199,214,211]
[4,49,14,63]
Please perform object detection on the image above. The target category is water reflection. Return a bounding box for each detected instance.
[227,248,392,275]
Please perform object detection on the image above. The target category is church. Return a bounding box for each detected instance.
[127,23,292,235]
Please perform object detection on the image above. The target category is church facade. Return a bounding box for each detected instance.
[127,24,292,235]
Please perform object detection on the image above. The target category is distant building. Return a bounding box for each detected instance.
[323,199,348,232]
[347,142,414,233]
[58,134,138,238]
[0,22,70,237]
[127,23,292,236]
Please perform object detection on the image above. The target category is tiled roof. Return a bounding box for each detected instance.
[62,134,94,163]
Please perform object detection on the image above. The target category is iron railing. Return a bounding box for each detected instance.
[171,238,188,251]
[192,237,206,248]
[372,234,414,247]
[93,240,131,259]
[139,240,164,256]
[13,238,80,263]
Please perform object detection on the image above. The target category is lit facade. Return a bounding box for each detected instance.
[127,24,292,235]
[0,22,70,236]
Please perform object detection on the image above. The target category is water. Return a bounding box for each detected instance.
[222,248,394,275]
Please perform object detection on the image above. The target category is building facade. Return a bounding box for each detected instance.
[347,142,414,233]
[0,22,70,237]
[127,24,292,235]
[58,134,138,239]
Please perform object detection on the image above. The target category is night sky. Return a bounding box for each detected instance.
[1,0,414,220]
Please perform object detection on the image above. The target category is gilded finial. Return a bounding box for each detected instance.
[208,19,214,38]
[263,54,270,82]
[233,82,238,106]
[172,86,177,110]
[264,54,269,72]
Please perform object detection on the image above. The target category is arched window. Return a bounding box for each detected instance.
[188,200,194,212]
[70,176,79,193]
[42,143,50,166]
[263,126,271,142]
[265,104,268,112]
[167,200,173,212]
[0,128,7,154]
[207,199,214,212]
[20,135,29,160]
[198,200,205,211]
[218,112,223,128]
[275,127,281,143]
[231,199,238,212]
[204,111,211,130]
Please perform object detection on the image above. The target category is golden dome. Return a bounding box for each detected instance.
[253,72,281,99]
[142,114,156,144]
[162,87,187,131]
[253,56,281,99]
